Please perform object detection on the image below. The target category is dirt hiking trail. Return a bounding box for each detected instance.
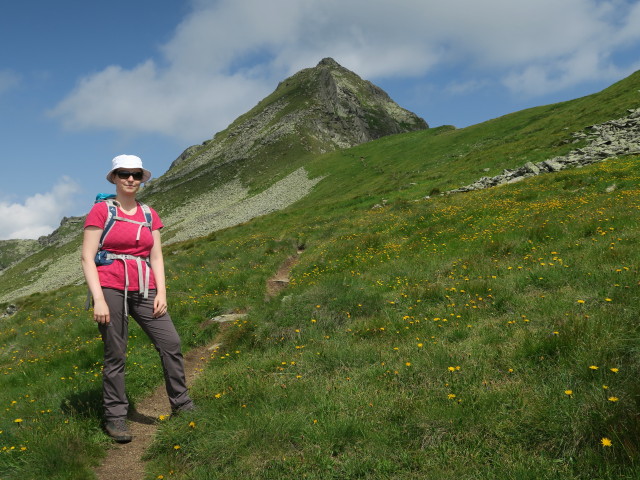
[94,253,300,480]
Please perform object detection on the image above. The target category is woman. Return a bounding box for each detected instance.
[81,154,194,443]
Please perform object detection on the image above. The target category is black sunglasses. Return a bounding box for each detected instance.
[115,170,144,180]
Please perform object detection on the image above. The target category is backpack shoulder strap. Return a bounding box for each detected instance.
[99,199,119,249]
[139,202,153,230]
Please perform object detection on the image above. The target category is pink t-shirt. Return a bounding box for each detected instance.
[84,201,164,291]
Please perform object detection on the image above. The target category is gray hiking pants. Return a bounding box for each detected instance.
[99,288,193,420]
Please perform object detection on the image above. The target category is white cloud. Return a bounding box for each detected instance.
[0,177,81,240]
[445,79,490,96]
[49,0,640,141]
[49,61,272,142]
[0,69,20,96]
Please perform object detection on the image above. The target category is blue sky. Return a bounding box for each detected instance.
[1,0,639,239]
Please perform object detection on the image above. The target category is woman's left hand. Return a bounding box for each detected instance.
[153,293,168,318]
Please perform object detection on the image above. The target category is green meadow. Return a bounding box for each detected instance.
[1,72,640,479]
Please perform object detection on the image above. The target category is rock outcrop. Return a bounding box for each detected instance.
[1,304,17,318]
[447,108,640,194]
[37,216,84,247]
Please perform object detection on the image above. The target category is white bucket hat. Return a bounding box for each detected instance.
[106,154,152,184]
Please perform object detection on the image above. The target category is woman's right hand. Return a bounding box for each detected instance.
[93,298,110,325]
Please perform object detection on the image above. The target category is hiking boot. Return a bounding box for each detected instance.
[171,402,197,415]
[104,419,132,443]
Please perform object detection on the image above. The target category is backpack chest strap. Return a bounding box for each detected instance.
[104,253,151,317]
[111,216,152,242]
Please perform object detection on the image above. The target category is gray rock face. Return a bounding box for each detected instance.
[447,108,640,195]
[159,58,428,187]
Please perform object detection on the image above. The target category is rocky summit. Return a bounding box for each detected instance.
[150,58,428,190]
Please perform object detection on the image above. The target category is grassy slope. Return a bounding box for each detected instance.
[1,72,639,479]
[152,155,640,480]
[0,240,40,273]
[0,218,84,304]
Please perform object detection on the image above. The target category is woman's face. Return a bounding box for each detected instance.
[113,169,143,195]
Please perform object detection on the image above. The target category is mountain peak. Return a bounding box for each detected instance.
[161,58,428,184]
[317,57,341,68]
